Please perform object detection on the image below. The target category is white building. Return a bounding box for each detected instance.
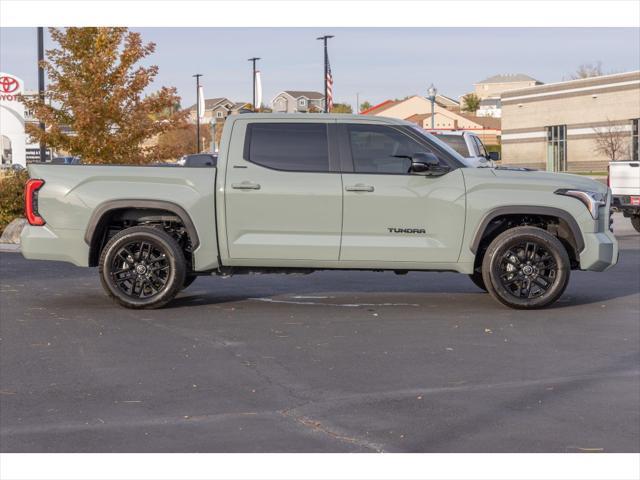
[0,72,27,167]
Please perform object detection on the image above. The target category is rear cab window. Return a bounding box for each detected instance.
[243,123,329,172]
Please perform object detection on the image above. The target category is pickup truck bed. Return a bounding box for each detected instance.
[609,160,640,232]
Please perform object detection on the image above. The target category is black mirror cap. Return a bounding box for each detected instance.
[412,152,440,166]
[410,152,450,176]
[488,151,501,161]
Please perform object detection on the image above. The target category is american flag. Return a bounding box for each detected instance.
[326,55,333,112]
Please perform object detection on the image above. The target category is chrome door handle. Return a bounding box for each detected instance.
[345,184,374,192]
[231,182,261,190]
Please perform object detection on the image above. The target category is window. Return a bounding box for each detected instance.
[347,124,439,174]
[633,119,639,161]
[245,123,329,172]
[216,111,224,118]
[546,125,567,172]
[472,136,488,158]
[435,134,469,157]
[298,98,306,106]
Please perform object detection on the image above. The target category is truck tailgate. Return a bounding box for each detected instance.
[609,161,640,196]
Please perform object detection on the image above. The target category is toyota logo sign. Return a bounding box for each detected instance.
[0,73,24,101]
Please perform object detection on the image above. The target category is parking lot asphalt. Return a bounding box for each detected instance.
[1,214,639,453]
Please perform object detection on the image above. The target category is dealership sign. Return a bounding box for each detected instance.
[0,73,24,101]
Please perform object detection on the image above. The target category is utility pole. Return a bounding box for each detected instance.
[248,57,260,111]
[193,74,203,153]
[356,92,360,114]
[316,35,333,113]
[37,27,46,162]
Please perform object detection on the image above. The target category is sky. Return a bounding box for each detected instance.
[1,27,639,109]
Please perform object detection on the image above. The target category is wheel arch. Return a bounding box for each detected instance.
[85,200,200,267]
[470,206,584,267]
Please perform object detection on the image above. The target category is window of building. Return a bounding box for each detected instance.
[347,124,440,174]
[298,98,306,107]
[632,119,639,161]
[244,123,329,172]
[546,125,567,172]
[216,111,224,118]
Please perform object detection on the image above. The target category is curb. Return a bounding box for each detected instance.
[0,243,21,253]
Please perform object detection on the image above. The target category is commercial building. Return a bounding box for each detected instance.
[468,74,543,119]
[501,71,640,172]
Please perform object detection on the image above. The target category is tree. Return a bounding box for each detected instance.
[570,61,603,80]
[331,103,353,114]
[592,120,631,162]
[462,93,481,113]
[359,101,372,112]
[23,28,187,164]
[153,123,212,161]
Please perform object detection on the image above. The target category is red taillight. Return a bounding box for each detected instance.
[24,179,46,226]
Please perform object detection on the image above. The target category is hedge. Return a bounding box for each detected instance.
[0,170,28,235]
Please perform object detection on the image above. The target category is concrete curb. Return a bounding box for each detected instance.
[0,243,21,253]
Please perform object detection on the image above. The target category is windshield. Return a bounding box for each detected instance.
[432,134,469,157]
[405,125,475,167]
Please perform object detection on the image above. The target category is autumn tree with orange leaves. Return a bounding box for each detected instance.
[23,28,188,164]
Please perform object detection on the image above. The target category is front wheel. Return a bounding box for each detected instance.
[631,215,640,233]
[482,226,570,309]
[99,226,186,309]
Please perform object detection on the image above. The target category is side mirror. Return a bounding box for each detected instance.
[410,152,448,175]
[488,151,500,161]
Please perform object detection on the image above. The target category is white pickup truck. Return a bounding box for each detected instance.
[431,131,499,167]
[609,161,640,232]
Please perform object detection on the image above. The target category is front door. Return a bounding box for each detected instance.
[225,121,343,261]
[339,123,466,263]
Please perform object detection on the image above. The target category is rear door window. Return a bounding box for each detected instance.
[434,135,469,157]
[244,123,329,172]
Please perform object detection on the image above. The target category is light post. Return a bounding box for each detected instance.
[316,35,334,113]
[248,57,260,111]
[37,27,46,162]
[427,83,437,130]
[193,74,203,152]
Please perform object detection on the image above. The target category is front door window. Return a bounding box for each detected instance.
[546,125,567,172]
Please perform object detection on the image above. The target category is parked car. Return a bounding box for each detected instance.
[50,156,82,165]
[179,153,217,167]
[21,114,617,310]
[430,130,500,167]
[609,160,640,232]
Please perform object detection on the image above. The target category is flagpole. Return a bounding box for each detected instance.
[317,35,333,113]
[193,74,203,153]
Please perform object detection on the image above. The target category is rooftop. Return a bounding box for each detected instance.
[477,73,541,84]
[281,90,324,100]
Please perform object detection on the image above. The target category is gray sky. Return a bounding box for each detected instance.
[1,27,638,109]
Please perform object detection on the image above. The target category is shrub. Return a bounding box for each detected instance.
[0,170,28,235]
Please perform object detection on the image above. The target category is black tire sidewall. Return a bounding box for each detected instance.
[99,226,186,309]
[631,215,640,233]
[482,227,570,309]
[468,271,487,292]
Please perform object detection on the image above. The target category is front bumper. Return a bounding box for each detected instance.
[579,229,618,272]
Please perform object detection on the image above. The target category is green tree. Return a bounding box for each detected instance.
[23,28,187,164]
[332,103,353,114]
[359,101,372,112]
[462,93,481,113]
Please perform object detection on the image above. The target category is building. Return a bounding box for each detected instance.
[362,95,501,146]
[187,97,250,123]
[501,71,640,172]
[272,91,324,113]
[473,73,542,100]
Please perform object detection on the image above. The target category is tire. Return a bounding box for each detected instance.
[482,226,570,309]
[631,215,640,233]
[468,270,487,292]
[99,226,186,309]
[183,274,198,289]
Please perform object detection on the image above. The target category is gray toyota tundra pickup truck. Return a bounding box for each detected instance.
[21,114,618,309]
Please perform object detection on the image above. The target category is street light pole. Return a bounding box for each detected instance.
[248,57,260,111]
[37,27,46,163]
[316,35,333,113]
[193,74,203,153]
[427,83,437,130]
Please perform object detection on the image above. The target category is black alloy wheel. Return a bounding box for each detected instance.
[482,226,570,309]
[99,226,186,309]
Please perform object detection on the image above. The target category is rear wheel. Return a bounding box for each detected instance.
[99,226,186,309]
[482,226,570,309]
[631,215,640,233]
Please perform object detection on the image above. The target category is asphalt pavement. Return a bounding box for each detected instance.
[1,214,639,452]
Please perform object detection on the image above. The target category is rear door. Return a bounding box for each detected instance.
[224,119,343,261]
[338,123,466,263]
